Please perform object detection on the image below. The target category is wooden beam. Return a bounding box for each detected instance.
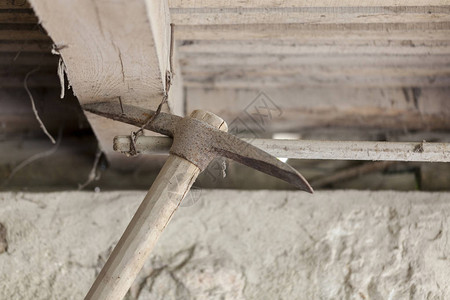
[177,39,450,89]
[174,25,450,41]
[29,0,184,169]
[170,6,450,26]
[115,136,450,162]
[254,139,450,162]
[182,68,450,88]
[0,52,57,65]
[186,87,450,131]
[177,40,450,56]
[174,5,450,88]
[0,74,58,88]
[169,0,450,9]
[0,1,30,9]
[0,41,52,53]
[170,2,450,90]
[179,54,450,68]
[0,10,38,23]
[0,29,49,41]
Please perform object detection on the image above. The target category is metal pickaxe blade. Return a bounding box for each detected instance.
[213,132,312,191]
[83,101,181,138]
[83,102,312,300]
[83,102,313,193]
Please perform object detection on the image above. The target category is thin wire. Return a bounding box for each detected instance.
[118,96,125,115]
[128,23,175,156]
[137,23,175,132]
[24,67,56,144]
[1,129,63,188]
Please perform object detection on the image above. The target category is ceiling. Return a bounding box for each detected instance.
[1,1,449,191]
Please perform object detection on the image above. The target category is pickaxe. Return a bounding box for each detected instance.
[83,102,313,300]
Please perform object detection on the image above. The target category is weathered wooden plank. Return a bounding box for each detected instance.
[0,41,52,52]
[183,76,450,88]
[180,55,450,87]
[183,67,450,88]
[0,52,57,65]
[116,136,450,162]
[179,54,450,68]
[176,22,450,31]
[171,6,450,26]
[0,0,30,9]
[174,25,450,41]
[0,65,55,77]
[29,0,183,169]
[178,40,450,56]
[169,0,450,9]
[29,1,171,104]
[0,10,38,23]
[0,74,59,88]
[166,49,184,116]
[186,87,450,131]
[182,65,450,77]
[0,29,50,41]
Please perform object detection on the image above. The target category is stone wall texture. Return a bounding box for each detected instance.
[0,190,449,299]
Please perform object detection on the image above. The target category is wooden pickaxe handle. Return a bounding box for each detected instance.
[85,110,227,300]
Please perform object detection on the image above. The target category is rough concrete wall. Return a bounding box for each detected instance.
[0,191,448,300]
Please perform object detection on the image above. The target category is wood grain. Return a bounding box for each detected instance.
[179,53,450,68]
[170,1,450,89]
[0,52,57,65]
[115,136,450,162]
[174,25,450,41]
[171,6,450,26]
[0,0,30,9]
[0,10,37,23]
[177,40,450,56]
[186,87,450,131]
[169,0,450,9]
[85,155,201,300]
[0,42,52,52]
[0,29,49,41]
[0,74,58,88]
[183,69,450,88]
[29,0,184,169]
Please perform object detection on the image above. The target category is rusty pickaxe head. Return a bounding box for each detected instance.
[83,102,313,193]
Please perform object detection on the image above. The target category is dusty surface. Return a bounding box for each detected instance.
[0,190,449,299]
